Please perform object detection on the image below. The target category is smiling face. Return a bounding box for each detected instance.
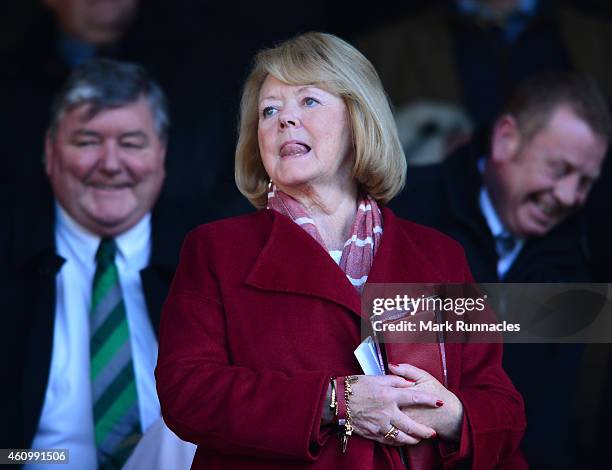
[487,105,607,237]
[257,75,354,197]
[45,96,166,236]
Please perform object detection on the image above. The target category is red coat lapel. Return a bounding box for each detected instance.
[245,210,363,317]
[245,208,448,321]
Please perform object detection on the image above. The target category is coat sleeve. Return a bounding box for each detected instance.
[155,228,332,461]
[440,250,527,470]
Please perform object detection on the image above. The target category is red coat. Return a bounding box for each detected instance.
[155,207,526,469]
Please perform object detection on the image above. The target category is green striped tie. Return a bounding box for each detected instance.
[90,238,141,469]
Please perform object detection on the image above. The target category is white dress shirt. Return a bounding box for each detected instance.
[27,204,160,470]
[479,187,525,279]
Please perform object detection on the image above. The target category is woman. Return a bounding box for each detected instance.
[156,32,525,469]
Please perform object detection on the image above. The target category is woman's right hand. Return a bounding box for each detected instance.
[349,375,441,446]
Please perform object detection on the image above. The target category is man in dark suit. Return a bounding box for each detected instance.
[0,59,192,469]
[390,72,611,469]
[391,72,610,283]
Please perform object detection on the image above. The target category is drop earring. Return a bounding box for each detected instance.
[266,179,275,209]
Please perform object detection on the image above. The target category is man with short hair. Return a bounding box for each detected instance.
[390,72,611,469]
[1,59,193,469]
[392,72,611,282]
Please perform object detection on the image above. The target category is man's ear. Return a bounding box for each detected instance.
[491,115,521,163]
[44,130,54,176]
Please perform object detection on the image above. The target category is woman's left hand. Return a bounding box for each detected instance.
[388,363,464,442]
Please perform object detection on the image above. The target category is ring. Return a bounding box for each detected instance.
[384,424,399,440]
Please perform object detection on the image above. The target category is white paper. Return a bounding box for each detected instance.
[122,417,196,470]
[354,336,385,375]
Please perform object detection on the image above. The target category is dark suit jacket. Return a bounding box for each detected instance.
[0,178,187,454]
[156,207,526,469]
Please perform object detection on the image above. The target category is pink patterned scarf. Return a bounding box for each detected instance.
[267,186,383,292]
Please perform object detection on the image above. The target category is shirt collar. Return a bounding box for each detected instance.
[477,157,523,242]
[55,203,99,266]
[115,212,151,269]
[55,202,152,268]
[479,186,506,239]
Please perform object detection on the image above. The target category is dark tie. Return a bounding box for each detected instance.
[495,232,517,258]
[90,238,141,469]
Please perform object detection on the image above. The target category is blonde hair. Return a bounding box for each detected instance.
[235,32,406,208]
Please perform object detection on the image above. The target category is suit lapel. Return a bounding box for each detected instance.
[443,149,499,281]
[8,184,65,447]
[20,249,65,448]
[140,266,174,338]
[141,209,184,338]
[444,147,489,237]
[245,210,362,317]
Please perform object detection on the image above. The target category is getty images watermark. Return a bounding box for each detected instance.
[361,284,612,343]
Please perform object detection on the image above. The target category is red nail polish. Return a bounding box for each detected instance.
[431,431,437,438]
[389,363,399,367]
[404,379,414,383]
[435,400,444,407]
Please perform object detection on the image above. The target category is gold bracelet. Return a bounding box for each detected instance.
[341,375,358,453]
[330,377,338,418]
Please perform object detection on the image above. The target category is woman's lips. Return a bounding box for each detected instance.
[280,142,311,158]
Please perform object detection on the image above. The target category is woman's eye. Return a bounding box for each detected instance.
[304,97,319,107]
[262,107,277,118]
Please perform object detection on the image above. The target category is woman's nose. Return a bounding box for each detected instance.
[279,117,297,128]
[278,108,301,129]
